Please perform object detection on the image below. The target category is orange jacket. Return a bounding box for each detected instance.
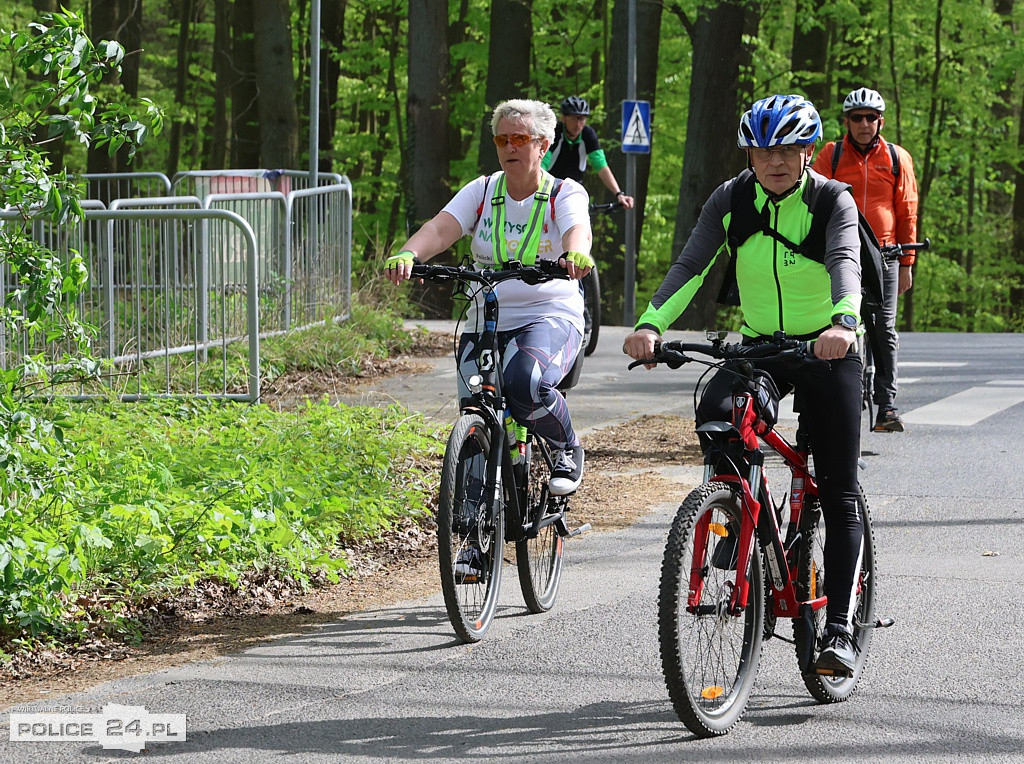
[812,135,919,265]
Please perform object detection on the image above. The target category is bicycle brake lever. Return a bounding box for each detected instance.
[627,358,658,370]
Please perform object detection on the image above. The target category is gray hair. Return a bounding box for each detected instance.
[490,99,556,143]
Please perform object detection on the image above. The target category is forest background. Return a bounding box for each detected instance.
[6,0,1023,333]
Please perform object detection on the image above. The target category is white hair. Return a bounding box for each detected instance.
[490,99,556,143]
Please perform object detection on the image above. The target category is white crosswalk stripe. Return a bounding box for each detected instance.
[902,385,1024,426]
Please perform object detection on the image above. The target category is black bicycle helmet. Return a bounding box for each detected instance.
[560,96,591,116]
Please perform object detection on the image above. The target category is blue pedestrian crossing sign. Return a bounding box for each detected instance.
[621,100,651,154]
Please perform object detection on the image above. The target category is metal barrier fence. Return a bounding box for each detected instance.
[2,170,352,401]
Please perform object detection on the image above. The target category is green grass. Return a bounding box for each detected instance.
[0,299,443,654]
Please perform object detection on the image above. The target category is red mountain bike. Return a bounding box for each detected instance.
[629,333,893,737]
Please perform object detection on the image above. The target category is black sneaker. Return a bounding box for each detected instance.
[454,544,485,584]
[549,445,584,496]
[814,623,858,676]
[873,406,905,433]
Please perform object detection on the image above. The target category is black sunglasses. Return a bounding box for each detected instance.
[849,112,881,124]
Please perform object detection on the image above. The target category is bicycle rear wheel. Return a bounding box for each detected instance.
[437,414,505,643]
[794,488,876,702]
[516,436,564,613]
[582,268,601,356]
[659,483,764,737]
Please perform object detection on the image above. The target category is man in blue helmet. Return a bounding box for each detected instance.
[624,94,866,676]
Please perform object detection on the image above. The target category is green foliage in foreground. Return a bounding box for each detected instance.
[0,304,442,654]
[0,398,440,652]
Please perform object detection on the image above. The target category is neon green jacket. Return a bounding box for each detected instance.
[636,170,861,338]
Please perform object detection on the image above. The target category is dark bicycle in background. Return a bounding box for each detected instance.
[582,201,625,356]
[412,260,591,643]
[862,239,930,429]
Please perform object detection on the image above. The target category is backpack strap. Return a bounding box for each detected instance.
[831,140,843,176]
[718,170,759,305]
[473,172,495,232]
[549,177,564,221]
[887,142,900,179]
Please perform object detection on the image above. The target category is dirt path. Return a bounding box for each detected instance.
[0,347,703,711]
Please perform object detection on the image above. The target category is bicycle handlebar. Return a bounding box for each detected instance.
[589,201,625,215]
[410,260,571,286]
[627,336,813,371]
[880,238,930,259]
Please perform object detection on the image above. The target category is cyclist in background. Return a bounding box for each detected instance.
[385,99,593,502]
[812,87,919,433]
[543,96,635,209]
[623,94,865,675]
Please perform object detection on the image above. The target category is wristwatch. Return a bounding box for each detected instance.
[831,313,858,331]
[615,191,626,198]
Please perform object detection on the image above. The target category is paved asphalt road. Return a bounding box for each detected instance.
[2,326,1023,762]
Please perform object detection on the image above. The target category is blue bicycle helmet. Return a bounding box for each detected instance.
[737,94,822,148]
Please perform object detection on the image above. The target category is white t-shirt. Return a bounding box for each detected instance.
[442,172,591,333]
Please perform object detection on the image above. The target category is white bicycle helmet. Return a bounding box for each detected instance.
[737,94,822,148]
[843,87,886,114]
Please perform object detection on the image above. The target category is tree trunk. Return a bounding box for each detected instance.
[476,0,532,175]
[209,0,231,168]
[904,0,944,331]
[87,1,121,178]
[790,1,830,113]
[318,0,347,174]
[673,0,756,331]
[166,0,194,177]
[1013,83,1024,260]
[254,0,300,169]
[231,1,261,168]
[31,0,65,170]
[408,0,452,317]
[602,0,663,325]
[116,0,142,173]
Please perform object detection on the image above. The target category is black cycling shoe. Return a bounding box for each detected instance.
[873,406,905,433]
[814,623,858,676]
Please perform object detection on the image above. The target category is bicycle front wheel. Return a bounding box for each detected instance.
[794,488,876,702]
[862,343,876,428]
[582,268,601,356]
[516,436,564,613]
[659,483,764,737]
[437,414,505,643]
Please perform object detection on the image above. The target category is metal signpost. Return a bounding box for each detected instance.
[620,99,650,326]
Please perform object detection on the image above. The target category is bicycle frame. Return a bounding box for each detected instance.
[416,262,572,543]
[689,377,825,621]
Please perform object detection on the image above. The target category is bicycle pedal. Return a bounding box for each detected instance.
[814,665,853,678]
[855,616,895,629]
[555,518,591,538]
[568,522,591,537]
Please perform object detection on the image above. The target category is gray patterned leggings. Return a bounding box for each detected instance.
[456,317,582,449]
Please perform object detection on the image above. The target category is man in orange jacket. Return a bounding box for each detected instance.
[813,87,919,432]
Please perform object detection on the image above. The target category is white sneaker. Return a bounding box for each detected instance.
[549,445,584,496]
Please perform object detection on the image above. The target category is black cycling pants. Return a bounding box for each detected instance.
[695,350,864,630]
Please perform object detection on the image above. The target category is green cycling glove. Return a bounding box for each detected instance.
[384,250,416,271]
[562,250,595,269]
